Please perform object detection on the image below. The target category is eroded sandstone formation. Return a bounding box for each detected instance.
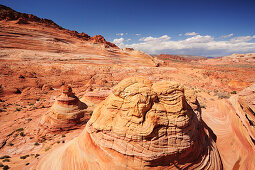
[39,85,87,132]
[230,84,255,143]
[36,77,222,169]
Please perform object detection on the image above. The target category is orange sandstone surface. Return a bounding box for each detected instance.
[0,4,255,170]
[35,77,222,169]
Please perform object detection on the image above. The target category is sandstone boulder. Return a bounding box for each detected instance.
[36,77,222,169]
[40,85,87,132]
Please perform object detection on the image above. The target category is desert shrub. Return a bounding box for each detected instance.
[20,132,25,137]
[231,91,237,94]
[3,165,10,170]
[16,128,23,132]
[62,134,66,137]
[0,155,11,159]
[3,158,10,162]
[62,140,65,143]
[8,142,14,146]
[35,154,40,158]
[0,163,3,167]
[16,108,21,111]
[34,142,40,146]
[0,109,6,112]
[20,155,29,159]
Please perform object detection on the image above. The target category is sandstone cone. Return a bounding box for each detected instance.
[40,85,87,132]
[36,77,222,169]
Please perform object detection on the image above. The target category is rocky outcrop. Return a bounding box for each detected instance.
[0,5,117,48]
[40,85,87,132]
[36,77,222,169]
[230,84,255,143]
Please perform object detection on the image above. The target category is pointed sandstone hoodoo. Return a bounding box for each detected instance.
[40,85,87,132]
[36,77,222,169]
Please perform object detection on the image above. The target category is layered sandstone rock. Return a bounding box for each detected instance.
[40,85,87,132]
[36,77,222,169]
[230,84,255,142]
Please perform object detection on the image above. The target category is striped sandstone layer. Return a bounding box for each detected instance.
[36,77,222,169]
[39,85,87,132]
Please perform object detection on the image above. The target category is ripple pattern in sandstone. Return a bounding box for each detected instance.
[40,85,87,132]
[36,77,222,169]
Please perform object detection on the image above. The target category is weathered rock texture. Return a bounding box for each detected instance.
[231,84,255,143]
[40,85,87,132]
[36,77,222,169]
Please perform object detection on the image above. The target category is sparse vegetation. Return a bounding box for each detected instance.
[231,91,237,94]
[34,142,40,146]
[20,155,29,159]
[35,154,40,158]
[26,163,30,166]
[0,155,11,159]
[62,134,66,137]
[44,146,51,151]
[57,141,60,144]
[20,132,25,137]
[200,104,206,109]
[0,109,6,112]
[0,163,3,167]
[62,140,65,143]
[16,128,24,132]
[16,107,22,111]
[3,165,10,170]
[8,142,14,146]
[2,158,10,162]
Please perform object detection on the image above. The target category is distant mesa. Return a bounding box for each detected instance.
[36,77,222,169]
[39,85,87,132]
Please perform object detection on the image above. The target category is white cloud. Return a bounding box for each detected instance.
[184,35,214,43]
[116,33,124,36]
[127,38,131,42]
[184,32,198,36]
[136,34,141,36]
[112,34,255,56]
[139,35,170,42]
[221,33,234,38]
[230,35,255,43]
[178,34,182,36]
[113,37,125,48]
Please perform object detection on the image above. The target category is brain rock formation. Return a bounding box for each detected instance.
[37,77,222,169]
[40,85,87,132]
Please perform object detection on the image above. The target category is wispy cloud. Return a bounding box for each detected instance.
[139,35,170,42]
[135,34,141,36]
[116,33,124,36]
[221,33,234,38]
[112,34,255,56]
[230,35,255,43]
[184,32,198,36]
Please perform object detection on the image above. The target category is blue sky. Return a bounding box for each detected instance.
[1,0,255,56]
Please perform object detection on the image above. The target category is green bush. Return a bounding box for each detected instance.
[231,91,237,94]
